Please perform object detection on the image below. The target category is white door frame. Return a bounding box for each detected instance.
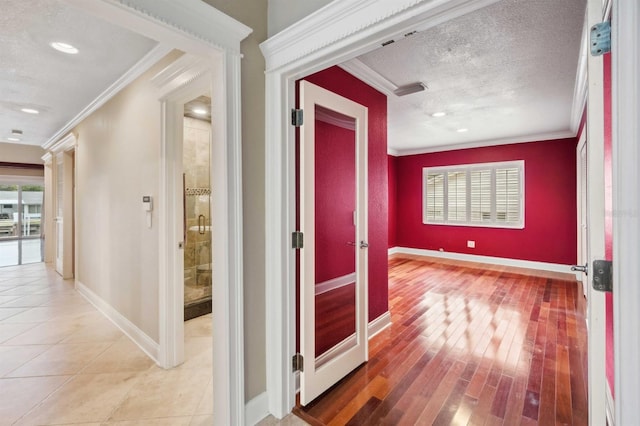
[61,1,251,424]
[261,0,504,417]
[612,0,640,424]
[48,133,77,279]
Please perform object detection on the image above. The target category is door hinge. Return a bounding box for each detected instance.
[590,21,611,56]
[592,259,613,292]
[293,353,304,372]
[292,231,304,249]
[291,109,304,127]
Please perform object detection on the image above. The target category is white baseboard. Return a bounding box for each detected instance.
[75,280,160,363]
[245,392,269,426]
[369,311,392,338]
[315,272,356,295]
[389,247,580,280]
[606,382,615,426]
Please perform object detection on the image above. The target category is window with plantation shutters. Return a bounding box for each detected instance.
[422,160,524,228]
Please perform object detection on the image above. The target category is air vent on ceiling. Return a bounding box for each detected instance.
[393,82,427,97]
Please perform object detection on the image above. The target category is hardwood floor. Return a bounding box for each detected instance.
[295,255,588,425]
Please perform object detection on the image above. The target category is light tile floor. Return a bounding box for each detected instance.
[0,262,307,426]
[0,262,214,425]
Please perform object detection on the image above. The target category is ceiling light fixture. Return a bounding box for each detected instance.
[431,112,446,118]
[193,108,207,115]
[393,82,426,97]
[7,137,20,142]
[456,128,469,133]
[51,42,79,54]
[21,108,39,114]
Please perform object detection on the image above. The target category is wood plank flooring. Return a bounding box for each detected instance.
[295,254,588,425]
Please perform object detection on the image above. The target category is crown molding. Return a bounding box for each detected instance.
[151,53,211,99]
[392,130,576,156]
[48,132,77,154]
[339,58,397,96]
[41,152,53,164]
[260,0,500,73]
[65,0,252,55]
[42,44,172,150]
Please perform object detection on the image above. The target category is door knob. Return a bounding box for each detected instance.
[571,263,588,275]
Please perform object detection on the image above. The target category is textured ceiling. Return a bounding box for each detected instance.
[353,0,586,154]
[0,0,158,146]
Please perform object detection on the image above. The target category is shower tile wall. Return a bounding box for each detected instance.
[183,116,212,305]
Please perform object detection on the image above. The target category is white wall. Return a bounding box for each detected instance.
[74,51,182,342]
[267,0,333,36]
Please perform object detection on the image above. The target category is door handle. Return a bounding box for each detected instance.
[360,241,369,249]
[571,263,588,275]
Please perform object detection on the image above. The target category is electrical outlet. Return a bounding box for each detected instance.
[467,240,475,248]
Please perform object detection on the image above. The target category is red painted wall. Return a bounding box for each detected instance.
[388,155,398,248]
[302,66,389,323]
[604,52,614,393]
[315,120,356,283]
[394,138,578,265]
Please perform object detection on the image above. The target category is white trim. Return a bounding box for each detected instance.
[368,311,392,338]
[65,0,251,56]
[570,9,589,134]
[390,247,580,279]
[245,392,269,426]
[315,273,356,295]
[393,130,576,157]
[262,0,508,417]
[606,382,615,426]
[42,45,172,150]
[76,280,160,362]
[613,0,640,423]
[261,0,500,73]
[586,0,607,423]
[388,148,400,156]
[339,58,397,97]
[47,132,78,154]
[151,53,212,98]
[388,247,402,255]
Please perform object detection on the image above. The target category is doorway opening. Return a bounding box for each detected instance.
[0,181,44,267]
[183,94,214,321]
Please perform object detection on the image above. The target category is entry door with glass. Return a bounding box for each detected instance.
[298,80,369,405]
[0,182,44,267]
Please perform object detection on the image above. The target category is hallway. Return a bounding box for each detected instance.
[0,263,213,425]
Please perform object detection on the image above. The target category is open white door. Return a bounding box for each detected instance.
[575,131,588,298]
[298,80,368,405]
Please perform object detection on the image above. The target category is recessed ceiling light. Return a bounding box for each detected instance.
[432,112,446,118]
[456,128,469,133]
[51,42,79,54]
[193,108,208,115]
[21,108,39,114]
[7,137,20,142]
